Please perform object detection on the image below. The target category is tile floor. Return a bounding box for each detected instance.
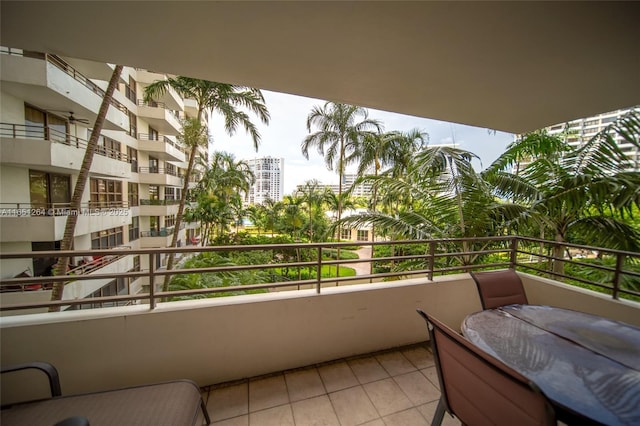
[198,344,461,426]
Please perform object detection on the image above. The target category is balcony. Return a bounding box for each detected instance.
[138,198,180,217]
[136,100,182,135]
[136,167,183,187]
[1,237,638,420]
[0,202,130,243]
[0,48,129,131]
[137,133,186,162]
[0,123,132,179]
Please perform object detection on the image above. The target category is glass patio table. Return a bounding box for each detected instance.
[462,305,640,425]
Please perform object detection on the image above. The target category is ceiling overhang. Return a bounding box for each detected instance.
[2,1,639,134]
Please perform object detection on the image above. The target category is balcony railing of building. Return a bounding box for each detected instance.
[0,201,129,217]
[136,100,181,121]
[137,167,180,177]
[1,123,129,163]
[137,133,185,153]
[1,236,638,313]
[0,47,129,116]
[139,199,181,206]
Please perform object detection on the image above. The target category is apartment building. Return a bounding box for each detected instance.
[0,48,206,304]
[244,156,284,205]
[545,106,640,171]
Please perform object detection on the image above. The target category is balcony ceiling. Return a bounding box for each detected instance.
[2,1,639,134]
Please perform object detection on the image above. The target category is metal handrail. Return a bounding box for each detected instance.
[0,122,129,162]
[0,237,638,312]
[137,167,180,176]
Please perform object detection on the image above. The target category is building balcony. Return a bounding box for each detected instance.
[0,49,129,132]
[138,199,180,217]
[137,133,186,162]
[0,202,130,243]
[0,123,132,179]
[139,225,184,248]
[136,167,183,187]
[136,100,182,135]
[1,237,638,421]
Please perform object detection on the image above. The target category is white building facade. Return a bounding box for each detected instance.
[545,107,639,171]
[244,157,284,205]
[0,47,206,306]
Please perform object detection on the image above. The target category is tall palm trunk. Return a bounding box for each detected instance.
[162,131,199,292]
[50,65,123,311]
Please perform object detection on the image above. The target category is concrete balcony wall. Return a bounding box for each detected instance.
[0,54,128,132]
[0,215,66,242]
[137,104,181,135]
[136,171,182,187]
[0,137,131,179]
[1,273,639,406]
[138,139,185,163]
[0,275,479,404]
[138,203,179,217]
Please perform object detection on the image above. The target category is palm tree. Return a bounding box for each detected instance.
[352,129,428,272]
[144,78,270,292]
[50,65,123,310]
[301,102,381,242]
[296,179,331,242]
[484,110,640,275]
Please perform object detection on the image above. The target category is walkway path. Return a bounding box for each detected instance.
[350,245,372,276]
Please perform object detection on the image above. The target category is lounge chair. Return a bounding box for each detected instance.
[1,362,211,426]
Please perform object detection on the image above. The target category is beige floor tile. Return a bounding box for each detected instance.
[329,386,379,426]
[363,378,413,417]
[348,357,389,384]
[360,420,386,426]
[417,401,461,426]
[420,366,440,390]
[375,351,416,376]
[285,368,326,402]
[249,375,289,412]
[249,404,295,426]
[291,395,340,426]
[394,370,441,405]
[318,361,359,393]
[212,414,248,426]
[401,345,435,369]
[383,407,428,426]
[209,383,248,422]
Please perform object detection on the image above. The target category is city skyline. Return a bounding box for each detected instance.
[209,90,516,195]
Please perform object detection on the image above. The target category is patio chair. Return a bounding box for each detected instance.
[470,269,528,310]
[1,362,211,426]
[416,309,555,426]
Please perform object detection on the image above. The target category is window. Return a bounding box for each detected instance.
[91,227,124,249]
[150,216,160,233]
[164,187,178,201]
[149,126,159,141]
[340,228,351,240]
[166,162,176,176]
[128,110,137,137]
[128,182,139,207]
[129,216,139,241]
[357,230,369,241]
[149,185,160,200]
[90,178,122,208]
[125,76,137,103]
[29,170,71,209]
[127,147,138,172]
[149,157,159,173]
[165,215,176,228]
[25,104,69,143]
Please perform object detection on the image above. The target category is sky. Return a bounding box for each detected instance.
[208,90,515,195]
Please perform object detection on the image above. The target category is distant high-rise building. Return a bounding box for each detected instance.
[545,107,639,172]
[244,157,284,205]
